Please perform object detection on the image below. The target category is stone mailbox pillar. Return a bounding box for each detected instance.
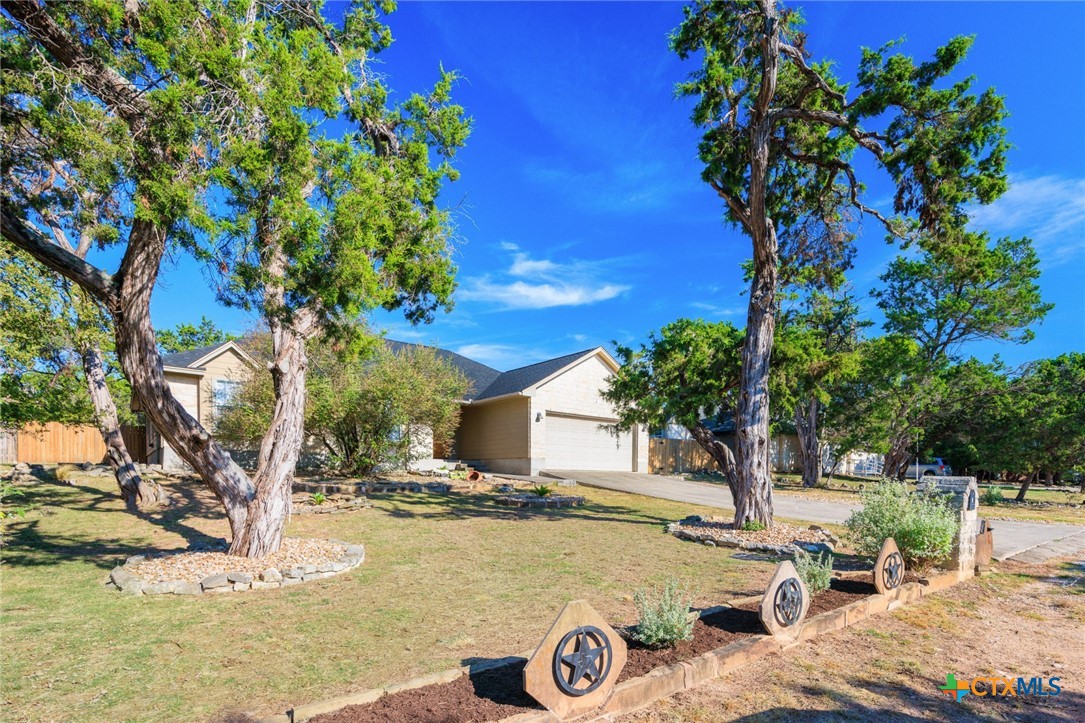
[916,476,978,579]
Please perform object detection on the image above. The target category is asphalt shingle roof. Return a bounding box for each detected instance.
[384,340,599,402]
[160,342,232,370]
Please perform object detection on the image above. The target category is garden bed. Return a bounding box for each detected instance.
[494,494,585,508]
[303,578,879,723]
[668,515,838,555]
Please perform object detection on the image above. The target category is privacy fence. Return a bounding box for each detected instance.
[0,422,146,465]
[649,435,802,475]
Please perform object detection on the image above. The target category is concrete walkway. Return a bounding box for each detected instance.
[542,470,1085,563]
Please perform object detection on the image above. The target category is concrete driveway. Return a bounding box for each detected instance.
[541,470,1085,563]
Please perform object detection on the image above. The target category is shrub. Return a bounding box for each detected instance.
[55,464,78,482]
[981,485,1004,505]
[308,492,327,506]
[845,481,958,569]
[530,484,553,497]
[794,551,833,594]
[631,579,695,649]
[740,520,766,532]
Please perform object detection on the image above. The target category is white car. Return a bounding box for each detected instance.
[905,458,953,478]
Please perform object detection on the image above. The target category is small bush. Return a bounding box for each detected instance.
[631,579,694,649]
[794,551,833,594]
[740,520,766,532]
[308,492,327,506]
[55,464,78,482]
[845,481,958,569]
[530,484,553,497]
[981,486,1004,505]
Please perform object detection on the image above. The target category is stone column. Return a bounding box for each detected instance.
[916,476,977,579]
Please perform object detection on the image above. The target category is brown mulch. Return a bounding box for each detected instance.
[618,607,763,681]
[309,661,539,723]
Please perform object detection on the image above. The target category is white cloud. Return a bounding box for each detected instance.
[968,174,1085,265]
[459,247,631,311]
[690,302,746,318]
[498,241,520,252]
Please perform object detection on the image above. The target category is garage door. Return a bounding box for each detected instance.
[545,414,634,471]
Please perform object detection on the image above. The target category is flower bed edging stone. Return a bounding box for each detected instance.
[494,494,585,509]
[107,540,365,596]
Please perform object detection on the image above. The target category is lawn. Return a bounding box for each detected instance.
[2,467,787,722]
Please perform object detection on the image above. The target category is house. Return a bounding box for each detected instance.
[386,342,649,475]
[139,341,258,468]
[141,338,648,476]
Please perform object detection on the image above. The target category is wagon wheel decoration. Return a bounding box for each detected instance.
[881,551,904,590]
[552,626,613,697]
[773,577,803,627]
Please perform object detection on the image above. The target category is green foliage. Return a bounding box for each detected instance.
[156,317,238,354]
[631,579,695,649]
[846,481,958,568]
[0,481,29,520]
[308,492,327,506]
[217,337,468,475]
[981,486,1004,505]
[530,485,553,498]
[794,551,833,594]
[740,520,766,532]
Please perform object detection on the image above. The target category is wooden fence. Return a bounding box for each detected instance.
[0,422,146,465]
[649,434,803,475]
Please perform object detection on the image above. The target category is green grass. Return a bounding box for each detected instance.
[0,469,781,722]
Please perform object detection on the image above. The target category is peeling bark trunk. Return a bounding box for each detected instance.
[795,398,820,488]
[1016,470,1037,502]
[229,316,310,557]
[883,432,912,480]
[730,2,780,529]
[110,221,255,540]
[79,342,169,509]
[688,422,740,500]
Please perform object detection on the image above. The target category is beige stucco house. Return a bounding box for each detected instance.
[141,341,257,469]
[144,338,647,476]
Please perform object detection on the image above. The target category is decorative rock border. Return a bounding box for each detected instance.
[494,494,585,509]
[292,497,373,515]
[293,479,453,496]
[106,540,365,596]
[667,517,838,557]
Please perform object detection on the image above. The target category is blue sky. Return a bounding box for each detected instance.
[135,1,1085,371]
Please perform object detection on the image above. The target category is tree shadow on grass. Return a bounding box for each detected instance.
[1,473,228,570]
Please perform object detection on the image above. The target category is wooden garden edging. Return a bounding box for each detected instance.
[262,569,966,723]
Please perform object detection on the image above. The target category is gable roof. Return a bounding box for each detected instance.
[160,342,230,369]
[160,341,256,371]
[383,340,612,403]
[472,348,598,401]
[384,339,502,401]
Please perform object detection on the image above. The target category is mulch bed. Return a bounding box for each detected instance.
[310,661,539,723]
[309,578,881,722]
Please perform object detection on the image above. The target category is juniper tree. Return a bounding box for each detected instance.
[1,1,467,556]
[672,0,1010,525]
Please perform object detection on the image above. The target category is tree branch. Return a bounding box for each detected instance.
[1,204,118,305]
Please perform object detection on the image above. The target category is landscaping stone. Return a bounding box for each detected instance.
[251,581,281,590]
[200,573,231,590]
[494,493,585,508]
[174,582,202,595]
[873,537,905,595]
[284,567,305,579]
[233,582,251,592]
[144,581,182,595]
[227,571,254,584]
[758,560,810,639]
[260,568,283,583]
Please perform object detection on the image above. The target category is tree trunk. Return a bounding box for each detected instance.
[688,423,740,500]
[79,342,169,509]
[731,2,780,529]
[883,432,912,480]
[109,221,256,541]
[795,398,820,488]
[229,316,310,557]
[1016,470,1037,502]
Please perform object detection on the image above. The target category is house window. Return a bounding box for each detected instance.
[212,379,242,410]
